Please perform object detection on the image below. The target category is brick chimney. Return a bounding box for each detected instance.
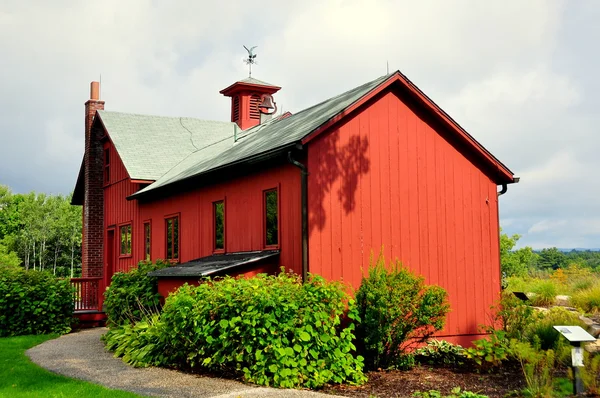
[82,81,105,278]
[220,78,280,130]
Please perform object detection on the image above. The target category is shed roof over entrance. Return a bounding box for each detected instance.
[147,250,280,278]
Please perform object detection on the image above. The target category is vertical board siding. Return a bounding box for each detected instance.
[103,142,139,273]
[138,163,302,275]
[307,90,501,338]
[102,140,302,278]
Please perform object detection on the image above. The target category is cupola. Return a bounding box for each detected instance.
[220,77,281,130]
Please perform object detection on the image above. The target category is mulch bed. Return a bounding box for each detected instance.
[323,365,526,398]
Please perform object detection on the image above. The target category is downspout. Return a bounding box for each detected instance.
[288,151,309,283]
[496,177,519,289]
[497,184,508,196]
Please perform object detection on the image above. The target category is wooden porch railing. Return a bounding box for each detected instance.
[70,277,104,312]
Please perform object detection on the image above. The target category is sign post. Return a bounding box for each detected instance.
[553,325,596,395]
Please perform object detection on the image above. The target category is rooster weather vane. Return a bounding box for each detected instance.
[243,45,257,77]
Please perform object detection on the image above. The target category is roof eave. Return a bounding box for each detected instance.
[127,142,299,201]
[220,82,282,96]
[71,159,85,205]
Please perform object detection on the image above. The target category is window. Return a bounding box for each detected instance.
[144,221,151,260]
[119,223,132,256]
[264,189,278,247]
[213,201,225,251]
[103,148,110,184]
[165,215,179,261]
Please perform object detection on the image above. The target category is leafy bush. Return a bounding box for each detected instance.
[464,331,512,370]
[105,272,366,389]
[102,314,164,367]
[0,243,20,268]
[0,265,73,336]
[493,292,540,341]
[571,286,600,314]
[524,307,586,350]
[414,339,465,367]
[413,387,488,398]
[104,260,170,326]
[355,254,449,370]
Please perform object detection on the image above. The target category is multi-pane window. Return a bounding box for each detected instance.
[264,189,278,247]
[144,221,151,260]
[119,223,132,256]
[165,216,179,261]
[213,201,225,251]
[103,148,110,184]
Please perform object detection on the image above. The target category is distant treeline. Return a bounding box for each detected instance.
[501,231,600,278]
[0,184,81,277]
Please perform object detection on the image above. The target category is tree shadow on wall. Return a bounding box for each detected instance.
[309,131,370,233]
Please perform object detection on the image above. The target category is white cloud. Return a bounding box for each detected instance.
[528,219,568,234]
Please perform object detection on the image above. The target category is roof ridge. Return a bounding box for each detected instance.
[278,74,390,120]
[99,110,235,126]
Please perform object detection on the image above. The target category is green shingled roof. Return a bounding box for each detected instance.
[131,73,391,197]
[98,111,238,180]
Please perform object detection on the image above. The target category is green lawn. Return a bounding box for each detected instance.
[0,334,142,398]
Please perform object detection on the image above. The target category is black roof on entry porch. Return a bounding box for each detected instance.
[147,250,280,278]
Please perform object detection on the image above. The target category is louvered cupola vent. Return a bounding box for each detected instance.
[249,94,261,120]
[232,96,240,122]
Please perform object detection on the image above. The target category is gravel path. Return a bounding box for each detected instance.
[26,328,340,398]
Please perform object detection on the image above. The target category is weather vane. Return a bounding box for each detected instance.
[243,45,257,77]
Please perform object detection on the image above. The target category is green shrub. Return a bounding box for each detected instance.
[102,314,164,367]
[355,254,449,370]
[493,292,540,341]
[104,260,170,326]
[106,271,366,389]
[0,265,73,336]
[510,340,555,398]
[579,352,600,395]
[524,307,586,350]
[505,276,531,293]
[464,331,512,370]
[414,339,465,367]
[571,286,600,314]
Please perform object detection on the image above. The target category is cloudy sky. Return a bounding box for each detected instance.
[0,0,598,249]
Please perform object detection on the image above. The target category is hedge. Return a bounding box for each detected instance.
[104,271,366,388]
[0,264,73,336]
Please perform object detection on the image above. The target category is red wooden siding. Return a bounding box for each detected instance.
[102,140,140,273]
[102,136,302,277]
[307,89,501,341]
[137,164,302,275]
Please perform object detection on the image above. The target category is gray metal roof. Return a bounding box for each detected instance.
[133,73,390,196]
[98,111,238,180]
[148,250,279,277]
[238,77,278,87]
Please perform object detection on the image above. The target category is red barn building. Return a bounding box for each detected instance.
[72,72,517,344]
